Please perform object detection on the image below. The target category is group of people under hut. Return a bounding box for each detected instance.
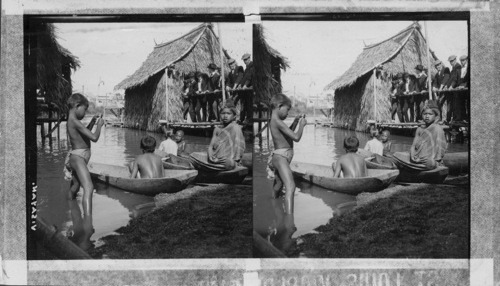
[181,53,254,125]
[390,54,469,124]
[266,92,448,215]
[64,92,245,219]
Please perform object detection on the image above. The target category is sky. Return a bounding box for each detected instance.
[54,22,252,97]
[262,21,468,99]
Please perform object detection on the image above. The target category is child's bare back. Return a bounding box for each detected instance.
[333,136,367,178]
[333,153,367,178]
[133,153,164,179]
[130,136,164,179]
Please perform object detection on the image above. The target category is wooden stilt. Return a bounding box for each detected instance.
[40,122,45,141]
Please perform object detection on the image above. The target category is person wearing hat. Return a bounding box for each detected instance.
[458,55,469,122]
[207,63,221,121]
[432,60,451,123]
[390,72,403,122]
[414,64,428,121]
[226,58,244,91]
[446,55,463,122]
[238,53,254,123]
[181,72,200,122]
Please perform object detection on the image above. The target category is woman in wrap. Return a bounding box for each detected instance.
[390,103,448,171]
[189,99,245,171]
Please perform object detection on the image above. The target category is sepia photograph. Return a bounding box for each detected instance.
[28,19,254,259]
[1,1,497,285]
[253,19,470,259]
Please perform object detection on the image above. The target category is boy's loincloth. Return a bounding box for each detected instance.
[63,149,91,181]
[266,148,294,179]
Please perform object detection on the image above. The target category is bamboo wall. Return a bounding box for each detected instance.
[123,71,183,131]
[333,72,392,131]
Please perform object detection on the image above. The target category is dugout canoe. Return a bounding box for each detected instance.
[395,166,449,184]
[366,152,468,175]
[290,161,399,195]
[442,152,468,175]
[88,162,198,196]
[163,153,252,172]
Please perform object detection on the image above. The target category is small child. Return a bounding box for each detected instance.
[380,129,392,156]
[130,136,164,179]
[269,93,307,214]
[158,128,178,156]
[364,128,384,156]
[333,136,368,178]
[174,130,186,155]
[65,93,104,216]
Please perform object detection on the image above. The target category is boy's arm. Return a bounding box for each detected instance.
[129,161,139,178]
[276,117,307,142]
[75,118,103,142]
[332,160,342,178]
[289,115,302,131]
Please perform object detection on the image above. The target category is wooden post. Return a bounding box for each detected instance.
[165,68,169,124]
[218,23,226,103]
[40,122,45,141]
[424,21,433,101]
[373,69,377,123]
[48,108,52,139]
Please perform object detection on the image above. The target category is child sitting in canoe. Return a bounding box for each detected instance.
[65,93,104,216]
[157,127,178,157]
[189,99,245,171]
[389,103,447,171]
[380,129,392,156]
[363,128,383,156]
[269,93,307,214]
[174,130,186,156]
[333,136,368,178]
[129,136,164,179]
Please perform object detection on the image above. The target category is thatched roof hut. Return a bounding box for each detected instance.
[35,23,80,113]
[253,24,289,106]
[115,23,230,131]
[324,22,438,131]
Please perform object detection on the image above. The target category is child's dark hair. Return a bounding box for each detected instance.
[67,93,89,109]
[140,136,156,153]
[344,136,359,152]
[270,93,292,109]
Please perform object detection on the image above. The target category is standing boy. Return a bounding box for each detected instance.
[66,93,104,216]
[333,136,367,179]
[269,93,307,214]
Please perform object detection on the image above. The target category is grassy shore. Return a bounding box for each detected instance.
[290,181,469,258]
[90,184,252,259]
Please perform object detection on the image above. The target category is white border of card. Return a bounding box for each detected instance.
[1,1,497,285]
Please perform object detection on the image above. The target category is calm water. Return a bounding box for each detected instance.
[253,121,468,255]
[37,117,212,255]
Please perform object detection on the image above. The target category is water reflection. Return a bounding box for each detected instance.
[254,123,468,255]
[37,120,214,256]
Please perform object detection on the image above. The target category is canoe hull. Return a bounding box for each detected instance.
[163,153,250,184]
[88,162,198,196]
[395,166,449,184]
[291,161,399,195]
[443,152,468,175]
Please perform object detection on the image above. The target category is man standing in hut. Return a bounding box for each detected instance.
[432,60,450,123]
[207,63,221,121]
[446,55,464,122]
[238,53,254,124]
[458,55,469,122]
[226,58,244,104]
[414,64,428,121]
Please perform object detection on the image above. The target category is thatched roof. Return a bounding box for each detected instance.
[37,23,80,112]
[253,24,289,104]
[116,23,230,90]
[324,22,437,91]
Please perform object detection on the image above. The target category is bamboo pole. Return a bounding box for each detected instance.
[424,22,433,101]
[373,69,377,123]
[217,23,226,103]
[165,68,169,123]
